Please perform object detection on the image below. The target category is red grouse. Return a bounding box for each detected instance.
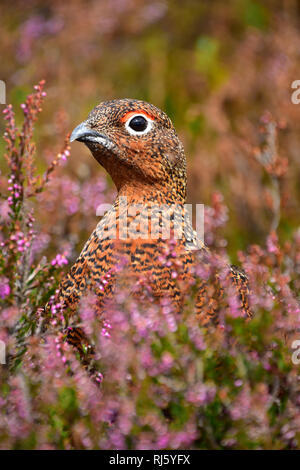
[58,99,250,326]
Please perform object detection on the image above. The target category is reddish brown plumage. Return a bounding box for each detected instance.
[57,99,251,346]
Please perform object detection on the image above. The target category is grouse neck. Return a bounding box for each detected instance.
[116,178,186,206]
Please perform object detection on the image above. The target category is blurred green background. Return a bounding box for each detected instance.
[1,0,300,260]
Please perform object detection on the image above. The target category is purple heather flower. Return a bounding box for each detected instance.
[51,253,68,267]
[0,277,10,299]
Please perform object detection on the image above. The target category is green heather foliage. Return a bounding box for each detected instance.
[0,0,300,450]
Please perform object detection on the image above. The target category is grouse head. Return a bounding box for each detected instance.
[70,99,186,201]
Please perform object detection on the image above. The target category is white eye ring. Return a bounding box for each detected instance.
[125,113,154,136]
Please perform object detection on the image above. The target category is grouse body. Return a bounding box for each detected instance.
[58,99,250,322]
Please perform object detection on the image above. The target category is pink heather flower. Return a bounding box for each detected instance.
[51,253,68,267]
[267,233,279,254]
[186,383,216,406]
[234,379,243,387]
[0,277,10,299]
[101,320,111,338]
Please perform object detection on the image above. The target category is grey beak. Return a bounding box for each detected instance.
[70,121,114,151]
[70,122,96,142]
[70,122,87,142]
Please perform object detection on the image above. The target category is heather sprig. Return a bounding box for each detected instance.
[0,82,71,370]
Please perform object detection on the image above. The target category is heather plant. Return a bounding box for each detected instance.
[1,84,300,449]
[0,81,70,368]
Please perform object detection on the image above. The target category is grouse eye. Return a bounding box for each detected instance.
[129,116,148,132]
[124,113,153,135]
